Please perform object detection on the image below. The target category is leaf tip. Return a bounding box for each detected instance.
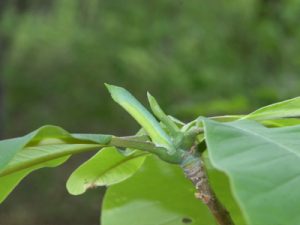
[104,83,114,92]
[146,91,153,99]
[104,83,130,101]
[66,178,85,196]
[147,92,157,106]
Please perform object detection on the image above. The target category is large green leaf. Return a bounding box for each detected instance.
[66,147,148,195]
[243,97,300,120]
[102,156,218,225]
[203,119,300,225]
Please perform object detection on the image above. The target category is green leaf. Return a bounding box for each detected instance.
[0,125,111,204]
[106,84,174,152]
[0,126,111,177]
[168,115,185,127]
[67,147,148,195]
[147,92,179,136]
[243,96,300,120]
[203,119,300,225]
[102,156,218,225]
[0,157,68,203]
[0,144,101,177]
[0,143,101,203]
[0,125,70,171]
[261,118,300,127]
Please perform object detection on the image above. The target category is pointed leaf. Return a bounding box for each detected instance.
[147,92,179,136]
[106,84,174,152]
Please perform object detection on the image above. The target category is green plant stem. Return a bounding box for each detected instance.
[110,136,183,164]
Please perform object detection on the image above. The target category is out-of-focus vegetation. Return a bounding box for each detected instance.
[0,0,300,224]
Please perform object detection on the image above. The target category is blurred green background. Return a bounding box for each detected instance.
[0,0,300,224]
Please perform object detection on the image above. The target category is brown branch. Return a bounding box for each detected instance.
[182,153,234,225]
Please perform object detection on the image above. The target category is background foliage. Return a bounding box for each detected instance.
[0,0,300,224]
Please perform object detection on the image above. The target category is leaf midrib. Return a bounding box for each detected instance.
[0,144,102,177]
[89,152,149,186]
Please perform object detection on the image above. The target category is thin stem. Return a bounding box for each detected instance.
[110,136,183,164]
[181,152,234,225]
